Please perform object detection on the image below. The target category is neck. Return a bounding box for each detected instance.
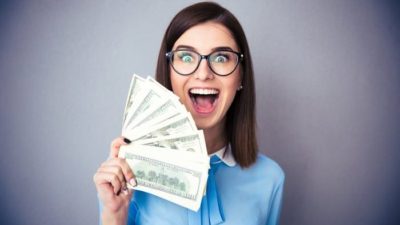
[203,123,227,155]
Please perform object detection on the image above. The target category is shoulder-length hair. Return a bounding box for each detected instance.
[155,2,257,168]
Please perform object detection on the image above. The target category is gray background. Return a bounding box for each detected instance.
[0,0,399,225]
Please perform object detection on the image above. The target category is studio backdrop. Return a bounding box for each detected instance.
[0,0,399,225]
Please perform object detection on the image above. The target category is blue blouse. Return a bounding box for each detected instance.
[121,148,285,225]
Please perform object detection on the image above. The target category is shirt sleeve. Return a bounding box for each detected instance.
[266,172,285,225]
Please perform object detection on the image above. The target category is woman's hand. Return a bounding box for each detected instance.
[93,137,136,225]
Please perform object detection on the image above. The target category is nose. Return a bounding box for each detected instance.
[194,58,214,80]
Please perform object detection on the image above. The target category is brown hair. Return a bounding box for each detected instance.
[155,2,257,168]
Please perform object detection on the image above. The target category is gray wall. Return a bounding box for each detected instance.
[0,0,399,224]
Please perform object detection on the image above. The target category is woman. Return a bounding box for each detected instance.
[94,2,284,225]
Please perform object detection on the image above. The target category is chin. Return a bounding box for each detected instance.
[193,113,224,131]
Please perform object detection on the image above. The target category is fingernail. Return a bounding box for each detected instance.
[123,189,130,195]
[123,138,131,144]
[129,178,137,187]
[122,186,129,195]
[122,185,127,191]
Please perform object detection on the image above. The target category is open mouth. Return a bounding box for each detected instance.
[189,88,219,114]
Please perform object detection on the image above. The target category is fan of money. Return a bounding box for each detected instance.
[119,74,210,211]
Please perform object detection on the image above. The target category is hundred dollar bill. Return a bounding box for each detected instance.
[124,98,187,133]
[122,143,209,165]
[124,77,186,129]
[134,131,207,156]
[126,112,197,141]
[122,74,145,128]
[124,88,163,129]
[123,103,191,140]
[146,76,180,101]
[119,145,208,211]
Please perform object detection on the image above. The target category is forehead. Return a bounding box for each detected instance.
[172,22,239,53]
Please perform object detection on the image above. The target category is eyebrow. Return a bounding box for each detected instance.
[175,45,237,52]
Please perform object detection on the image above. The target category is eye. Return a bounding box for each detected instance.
[177,51,195,63]
[211,52,230,63]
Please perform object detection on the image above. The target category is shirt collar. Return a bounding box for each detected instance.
[209,145,236,167]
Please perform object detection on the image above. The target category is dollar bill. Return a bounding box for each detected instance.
[121,143,209,167]
[146,76,180,101]
[122,74,146,128]
[124,88,163,129]
[124,78,187,129]
[135,131,207,155]
[125,97,185,132]
[126,112,197,141]
[119,145,208,211]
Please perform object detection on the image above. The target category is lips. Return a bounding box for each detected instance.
[188,88,219,114]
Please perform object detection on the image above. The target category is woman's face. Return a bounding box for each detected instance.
[170,22,242,131]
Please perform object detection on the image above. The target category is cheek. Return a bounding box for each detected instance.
[170,73,186,98]
[227,71,241,93]
[221,81,240,109]
[224,75,241,106]
[224,88,237,109]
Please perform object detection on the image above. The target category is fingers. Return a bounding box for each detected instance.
[103,159,136,185]
[109,137,131,159]
[93,168,133,213]
[97,165,125,191]
[94,171,123,194]
[94,158,137,195]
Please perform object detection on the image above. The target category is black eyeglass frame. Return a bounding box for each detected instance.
[165,49,244,76]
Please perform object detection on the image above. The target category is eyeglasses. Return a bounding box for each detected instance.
[166,49,243,76]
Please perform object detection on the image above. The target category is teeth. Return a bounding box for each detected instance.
[190,88,219,95]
